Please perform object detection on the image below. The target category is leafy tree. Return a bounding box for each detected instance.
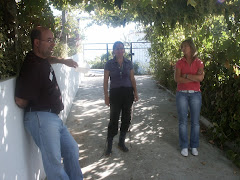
[1,0,240,166]
[67,0,240,165]
[0,0,55,79]
[0,0,84,79]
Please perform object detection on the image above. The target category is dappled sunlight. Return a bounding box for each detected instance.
[65,75,240,179]
[66,76,180,179]
[82,159,125,180]
[0,78,47,179]
[77,108,103,117]
[34,169,41,180]
[1,105,9,152]
[140,105,157,111]
[74,130,88,135]
[75,99,104,107]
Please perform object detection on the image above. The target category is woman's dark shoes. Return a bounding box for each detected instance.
[105,149,112,157]
[118,143,129,152]
[118,131,129,152]
[105,138,113,157]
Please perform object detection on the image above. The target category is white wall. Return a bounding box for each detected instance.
[0,53,82,180]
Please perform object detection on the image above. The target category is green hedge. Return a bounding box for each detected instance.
[148,14,240,166]
[0,1,82,80]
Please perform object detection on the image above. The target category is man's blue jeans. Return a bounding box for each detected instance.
[24,111,83,180]
[176,91,202,149]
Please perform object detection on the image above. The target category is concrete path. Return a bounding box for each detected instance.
[66,75,240,180]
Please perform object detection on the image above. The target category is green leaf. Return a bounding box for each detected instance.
[213,122,219,127]
[187,0,197,8]
[85,4,94,12]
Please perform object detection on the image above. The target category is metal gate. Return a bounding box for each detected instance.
[82,42,151,74]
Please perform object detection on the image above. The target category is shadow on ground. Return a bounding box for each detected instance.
[66,75,240,180]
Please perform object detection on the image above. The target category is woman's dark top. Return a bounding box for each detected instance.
[104,57,133,89]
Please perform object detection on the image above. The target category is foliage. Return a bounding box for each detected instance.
[53,10,84,57]
[88,51,112,69]
[67,0,240,166]
[0,0,54,79]
[89,58,106,69]
[89,50,141,75]
[0,0,83,79]
[132,62,140,75]
[1,0,240,166]
[146,5,240,166]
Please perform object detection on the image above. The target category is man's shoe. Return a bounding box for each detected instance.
[191,148,198,156]
[181,148,188,157]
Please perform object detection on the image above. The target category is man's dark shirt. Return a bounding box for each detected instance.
[15,51,64,114]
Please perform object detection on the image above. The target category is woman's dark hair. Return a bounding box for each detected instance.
[113,41,124,51]
[181,38,197,60]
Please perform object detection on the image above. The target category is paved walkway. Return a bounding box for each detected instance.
[66,75,240,180]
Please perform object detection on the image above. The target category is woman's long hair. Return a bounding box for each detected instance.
[181,38,198,60]
[113,41,124,51]
[112,41,124,58]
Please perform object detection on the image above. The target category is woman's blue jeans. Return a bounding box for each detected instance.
[24,111,83,180]
[176,91,202,149]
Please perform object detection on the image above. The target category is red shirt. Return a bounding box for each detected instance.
[176,57,204,91]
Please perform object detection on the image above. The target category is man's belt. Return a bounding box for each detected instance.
[25,107,59,114]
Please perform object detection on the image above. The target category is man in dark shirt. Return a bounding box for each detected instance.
[15,26,83,180]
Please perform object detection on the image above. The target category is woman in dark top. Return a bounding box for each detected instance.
[103,41,138,156]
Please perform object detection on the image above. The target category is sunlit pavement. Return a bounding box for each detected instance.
[66,75,240,180]
[85,69,104,77]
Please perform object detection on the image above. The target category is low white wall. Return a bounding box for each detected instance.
[0,53,83,180]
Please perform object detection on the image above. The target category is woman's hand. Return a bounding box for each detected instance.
[104,70,110,106]
[105,96,110,106]
[134,93,139,102]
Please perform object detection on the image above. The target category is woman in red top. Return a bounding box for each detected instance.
[174,38,204,157]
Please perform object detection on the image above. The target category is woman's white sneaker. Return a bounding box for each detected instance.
[191,148,198,156]
[181,148,188,157]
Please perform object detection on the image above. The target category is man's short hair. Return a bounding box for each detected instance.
[30,26,49,49]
